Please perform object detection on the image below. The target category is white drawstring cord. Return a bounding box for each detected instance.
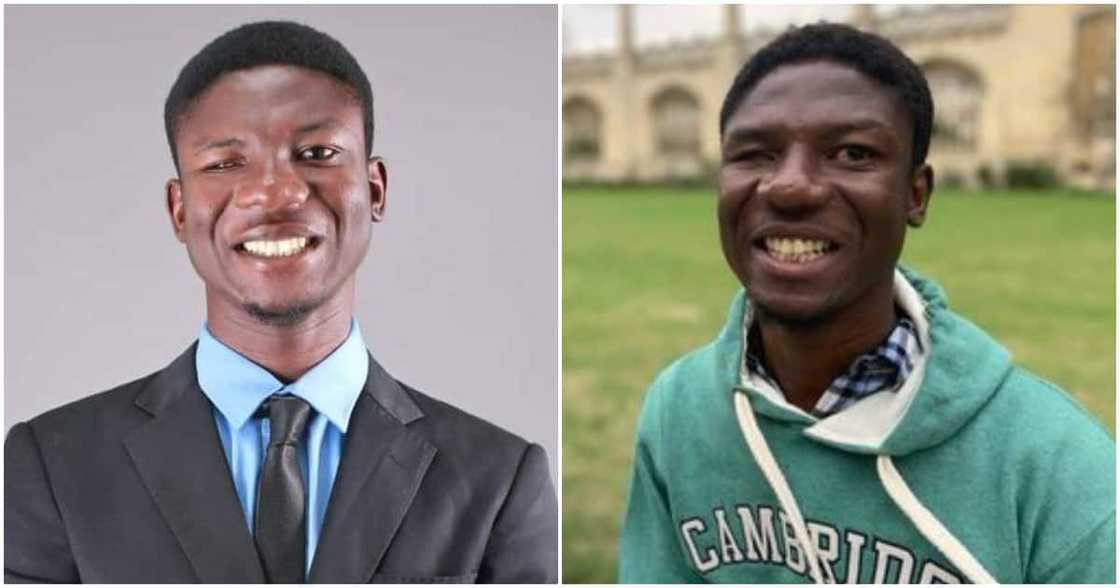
[735,388,996,584]
[877,455,998,584]
[734,391,825,583]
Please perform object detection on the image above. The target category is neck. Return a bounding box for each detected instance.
[755,281,897,413]
[206,290,355,383]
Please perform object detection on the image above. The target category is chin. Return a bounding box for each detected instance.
[747,289,840,328]
[243,299,320,327]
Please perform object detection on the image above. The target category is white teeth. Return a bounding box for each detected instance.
[764,237,833,263]
[242,237,309,258]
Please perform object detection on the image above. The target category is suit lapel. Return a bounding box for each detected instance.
[123,345,265,583]
[309,357,436,583]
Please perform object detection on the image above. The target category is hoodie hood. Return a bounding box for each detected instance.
[716,265,1014,457]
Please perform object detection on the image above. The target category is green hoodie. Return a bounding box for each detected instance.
[619,268,1114,583]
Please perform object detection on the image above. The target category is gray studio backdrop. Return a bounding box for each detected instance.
[4,5,559,480]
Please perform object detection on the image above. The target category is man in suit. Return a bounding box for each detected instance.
[5,21,557,583]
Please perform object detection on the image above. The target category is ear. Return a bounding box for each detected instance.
[368,157,388,222]
[906,163,934,228]
[166,178,187,242]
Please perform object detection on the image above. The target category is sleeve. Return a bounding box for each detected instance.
[1032,512,1115,584]
[1019,393,1116,584]
[618,381,703,584]
[5,422,81,583]
[476,443,558,583]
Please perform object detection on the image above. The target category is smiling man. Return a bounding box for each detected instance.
[619,23,1114,584]
[5,21,556,583]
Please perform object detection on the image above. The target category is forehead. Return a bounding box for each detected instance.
[726,60,911,137]
[177,65,362,140]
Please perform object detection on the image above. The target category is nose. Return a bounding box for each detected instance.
[233,156,310,212]
[757,146,829,214]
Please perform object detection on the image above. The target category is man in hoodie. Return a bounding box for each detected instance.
[619,23,1114,584]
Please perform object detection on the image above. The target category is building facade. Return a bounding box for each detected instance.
[563,5,1115,189]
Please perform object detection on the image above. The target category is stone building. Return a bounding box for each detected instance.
[562,5,1115,189]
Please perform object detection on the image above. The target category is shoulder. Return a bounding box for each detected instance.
[652,342,722,391]
[979,365,1113,507]
[15,345,198,444]
[636,290,746,427]
[638,340,732,432]
[382,383,556,582]
[989,367,1113,452]
[952,359,1115,473]
[397,381,548,482]
[6,368,167,495]
[16,371,160,447]
[625,337,745,489]
[983,368,1115,580]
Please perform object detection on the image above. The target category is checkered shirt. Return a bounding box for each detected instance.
[745,316,922,419]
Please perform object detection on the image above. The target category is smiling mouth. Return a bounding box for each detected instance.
[236,237,320,258]
[759,236,839,264]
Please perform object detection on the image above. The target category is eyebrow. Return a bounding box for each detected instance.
[295,118,344,135]
[189,119,348,155]
[723,118,896,145]
[722,126,777,147]
[192,137,245,155]
[819,119,897,140]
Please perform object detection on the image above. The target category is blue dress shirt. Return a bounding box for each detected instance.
[195,319,369,574]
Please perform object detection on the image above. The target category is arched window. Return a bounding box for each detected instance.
[563,97,602,162]
[923,61,984,149]
[651,86,701,156]
[650,86,703,177]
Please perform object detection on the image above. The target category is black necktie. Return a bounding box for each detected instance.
[254,395,312,583]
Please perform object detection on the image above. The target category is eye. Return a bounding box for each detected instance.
[835,145,877,163]
[296,145,340,162]
[203,159,243,172]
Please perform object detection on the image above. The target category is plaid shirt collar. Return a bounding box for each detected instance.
[744,313,923,419]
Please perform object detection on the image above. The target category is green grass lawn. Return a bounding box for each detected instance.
[561,185,1115,583]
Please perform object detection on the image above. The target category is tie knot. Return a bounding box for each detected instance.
[260,395,312,448]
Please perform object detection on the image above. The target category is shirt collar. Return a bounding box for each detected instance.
[746,315,919,377]
[195,318,370,432]
[741,279,926,418]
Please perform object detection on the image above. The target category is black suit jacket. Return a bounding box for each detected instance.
[4,345,557,583]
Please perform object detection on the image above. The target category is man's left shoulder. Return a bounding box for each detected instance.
[975,364,1115,493]
[982,368,1116,582]
[397,382,548,478]
[993,366,1113,447]
[377,382,557,583]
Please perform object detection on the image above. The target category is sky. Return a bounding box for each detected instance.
[563,5,903,54]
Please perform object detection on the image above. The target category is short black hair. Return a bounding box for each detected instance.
[164,20,373,171]
[719,22,933,170]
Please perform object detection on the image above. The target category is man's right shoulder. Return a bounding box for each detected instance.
[13,369,163,444]
[646,341,730,404]
[636,340,734,438]
[638,290,747,421]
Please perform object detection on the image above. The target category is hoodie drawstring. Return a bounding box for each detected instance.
[734,392,826,583]
[735,390,997,584]
[876,455,997,583]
